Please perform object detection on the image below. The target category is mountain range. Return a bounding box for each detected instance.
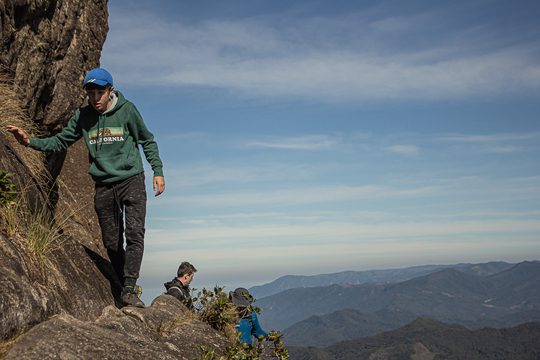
[255,261,540,342]
[284,308,402,347]
[288,318,540,360]
[250,261,513,298]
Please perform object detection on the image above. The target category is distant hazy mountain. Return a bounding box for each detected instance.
[283,308,409,347]
[250,261,513,299]
[257,261,540,332]
[289,318,540,360]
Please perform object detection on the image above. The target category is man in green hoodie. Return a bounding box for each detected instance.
[5,68,165,308]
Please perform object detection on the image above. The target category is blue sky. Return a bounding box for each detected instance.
[101,0,540,302]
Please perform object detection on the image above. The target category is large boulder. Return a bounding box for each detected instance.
[5,295,231,359]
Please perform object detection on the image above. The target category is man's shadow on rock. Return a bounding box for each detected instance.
[83,245,124,308]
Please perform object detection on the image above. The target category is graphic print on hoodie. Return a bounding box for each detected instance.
[29,91,163,185]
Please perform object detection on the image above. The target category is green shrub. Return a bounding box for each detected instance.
[0,170,16,206]
[196,287,289,360]
[194,286,238,334]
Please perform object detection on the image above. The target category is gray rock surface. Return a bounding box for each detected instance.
[0,132,116,341]
[1,0,108,131]
[5,295,231,359]
[1,0,109,242]
[0,0,116,343]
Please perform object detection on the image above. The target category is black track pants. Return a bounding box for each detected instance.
[94,172,146,287]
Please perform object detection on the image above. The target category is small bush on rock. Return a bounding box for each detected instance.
[0,170,16,206]
[194,286,238,334]
[196,287,288,359]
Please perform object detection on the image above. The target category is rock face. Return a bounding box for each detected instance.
[1,0,108,131]
[0,132,116,341]
[5,295,232,359]
[1,0,108,242]
[0,0,117,343]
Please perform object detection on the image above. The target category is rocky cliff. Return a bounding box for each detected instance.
[1,0,115,342]
[1,0,106,243]
[0,1,232,358]
[1,0,107,131]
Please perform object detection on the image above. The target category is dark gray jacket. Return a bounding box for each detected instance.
[164,278,193,309]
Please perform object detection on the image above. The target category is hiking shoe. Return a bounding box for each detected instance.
[121,285,145,308]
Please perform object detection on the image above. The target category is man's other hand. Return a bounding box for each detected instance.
[153,176,165,196]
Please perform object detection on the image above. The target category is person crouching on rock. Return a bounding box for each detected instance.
[5,68,165,308]
[229,287,268,345]
[164,261,197,310]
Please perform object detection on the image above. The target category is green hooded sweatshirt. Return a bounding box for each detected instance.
[29,91,163,185]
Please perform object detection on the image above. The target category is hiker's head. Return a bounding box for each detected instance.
[83,68,114,113]
[177,261,197,285]
[229,288,253,307]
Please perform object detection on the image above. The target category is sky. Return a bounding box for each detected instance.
[100,0,540,303]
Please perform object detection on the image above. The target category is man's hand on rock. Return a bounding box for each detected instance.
[4,125,30,146]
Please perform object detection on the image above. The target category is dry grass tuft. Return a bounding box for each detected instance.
[0,183,78,275]
[0,74,47,182]
[0,183,84,279]
[0,328,26,358]
[0,73,84,276]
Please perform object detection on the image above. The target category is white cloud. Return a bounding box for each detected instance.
[434,132,539,155]
[161,162,319,188]
[383,144,420,156]
[156,184,441,207]
[164,132,210,141]
[243,135,340,150]
[438,133,540,143]
[482,146,522,154]
[144,219,540,255]
[102,9,540,102]
[155,208,540,226]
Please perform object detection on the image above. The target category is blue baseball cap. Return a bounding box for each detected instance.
[83,68,113,87]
